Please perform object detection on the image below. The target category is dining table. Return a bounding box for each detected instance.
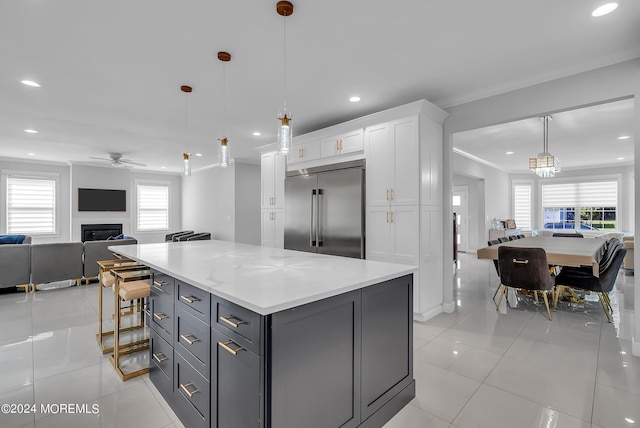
[477,236,608,277]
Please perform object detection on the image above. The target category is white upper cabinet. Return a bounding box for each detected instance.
[365,116,419,207]
[261,151,286,209]
[288,139,321,165]
[320,129,364,158]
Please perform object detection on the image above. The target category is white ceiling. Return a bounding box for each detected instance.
[1,0,639,173]
[453,98,635,173]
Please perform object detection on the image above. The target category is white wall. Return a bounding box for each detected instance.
[452,174,485,250]
[181,162,260,244]
[453,152,509,248]
[442,58,640,354]
[71,164,182,244]
[0,158,71,243]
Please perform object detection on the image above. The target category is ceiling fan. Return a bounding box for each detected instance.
[89,153,147,168]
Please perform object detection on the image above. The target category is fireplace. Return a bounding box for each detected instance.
[81,224,123,242]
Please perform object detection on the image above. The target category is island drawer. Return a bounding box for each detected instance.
[175,304,210,379]
[152,271,175,296]
[212,296,264,355]
[174,352,210,428]
[149,329,173,399]
[176,281,210,320]
[151,287,174,342]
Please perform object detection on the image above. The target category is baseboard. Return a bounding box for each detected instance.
[413,305,443,322]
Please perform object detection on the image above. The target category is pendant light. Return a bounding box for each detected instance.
[218,51,231,168]
[276,1,294,155]
[529,115,561,178]
[181,85,192,177]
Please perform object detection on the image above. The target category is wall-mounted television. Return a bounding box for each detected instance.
[78,188,127,212]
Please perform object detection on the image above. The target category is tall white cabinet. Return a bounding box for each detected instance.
[260,151,286,248]
[258,100,448,321]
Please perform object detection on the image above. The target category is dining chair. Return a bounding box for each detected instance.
[496,246,556,320]
[498,237,510,243]
[552,232,584,238]
[554,241,626,323]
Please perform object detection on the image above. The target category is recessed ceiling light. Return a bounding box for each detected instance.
[27,152,35,156]
[253,132,261,136]
[618,157,625,160]
[24,129,38,134]
[21,80,41,87]
[161,166,166,169]
[195,153,202,157]
[349,96,361,103]
[592,3,618,16]
[506,151,514,155]
[618,136,630,140]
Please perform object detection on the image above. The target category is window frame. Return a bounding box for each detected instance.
[511,179,534,232]
[1,171,60,236]
[134,179,171,233]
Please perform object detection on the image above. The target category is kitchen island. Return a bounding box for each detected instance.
[113,240,416,428]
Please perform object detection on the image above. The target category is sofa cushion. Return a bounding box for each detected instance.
[0,234,26,245]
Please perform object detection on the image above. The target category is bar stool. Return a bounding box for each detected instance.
[110,268,151,381]
[96,259,145,354]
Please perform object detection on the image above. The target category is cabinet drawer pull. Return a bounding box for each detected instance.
[180,295,200,304]
[218,340,244,356]
[386,211,389,223]
[219,315,246,328]
[152,352,167,363]
[153,312,168,321]
[390,211,394,223]
[180,382,199,398]
[340,139,343,151]
[386,189,389,201]
[153,280,166,287]
[180,334,200,345]
[390,188,394,200]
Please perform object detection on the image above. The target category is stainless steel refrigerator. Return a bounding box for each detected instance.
[284,160,365,259]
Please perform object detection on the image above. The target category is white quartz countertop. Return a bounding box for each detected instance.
[110,240,416,315]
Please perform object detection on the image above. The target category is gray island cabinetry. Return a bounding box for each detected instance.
[114,240,415,428]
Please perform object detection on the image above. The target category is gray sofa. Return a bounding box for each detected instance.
[0,238,137,291]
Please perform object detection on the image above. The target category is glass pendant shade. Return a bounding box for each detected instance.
[277,109,292,155]
[219,138,229,168]
[183,153,191,177]
[529,115,560,178]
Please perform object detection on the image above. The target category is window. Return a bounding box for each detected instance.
[137,184,169,231]
[6,176,56,235]
[541,180,618,231]
[512,184,532,231]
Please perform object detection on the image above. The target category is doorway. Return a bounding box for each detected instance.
[453,186,469,252]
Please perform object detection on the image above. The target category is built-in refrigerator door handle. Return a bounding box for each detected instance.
[317,189,324,247]
[310,189,317,247]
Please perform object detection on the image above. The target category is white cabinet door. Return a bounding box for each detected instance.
[365,206,392,261]
[320,135,341,158]
[288,139,320,165]
[261,209,284,248]
[261,152,286,209]
[391,205,420,266]
[391,117,419,206]
[339,129,364,155]
[365,123,393,206]
[261,153,275,209]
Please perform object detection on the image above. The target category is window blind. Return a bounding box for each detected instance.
[541,181,617,208]
[7,176,56,234]
[513,184,532,231]
[137,184,169,231]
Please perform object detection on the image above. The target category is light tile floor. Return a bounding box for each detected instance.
[0,252,637,428]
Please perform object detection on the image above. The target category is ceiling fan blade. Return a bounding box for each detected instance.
[89,157,113,161]
[120,159,147,167]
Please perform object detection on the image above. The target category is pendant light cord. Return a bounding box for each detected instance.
[184,91,188,153]
[223,61,227,136]
[283,12,287,111]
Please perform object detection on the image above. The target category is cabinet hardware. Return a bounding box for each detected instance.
[219,315,246,328]
[180,383,199,398]
[153,280,166,287]
[180,334,200,345]
[153,312,168,321]
[143,308,151,317]
[180,295,200,304]
[390,211,394,223]
[152,352,167,363]
[390,188,394,200]
[386,212,389,223]
[336,139,339,151]
[340,139,343,151]
[386,189,389,201]
[219,340,244,356]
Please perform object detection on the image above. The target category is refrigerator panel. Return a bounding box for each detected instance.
[317,168,364,258]
[284,174,318,253]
